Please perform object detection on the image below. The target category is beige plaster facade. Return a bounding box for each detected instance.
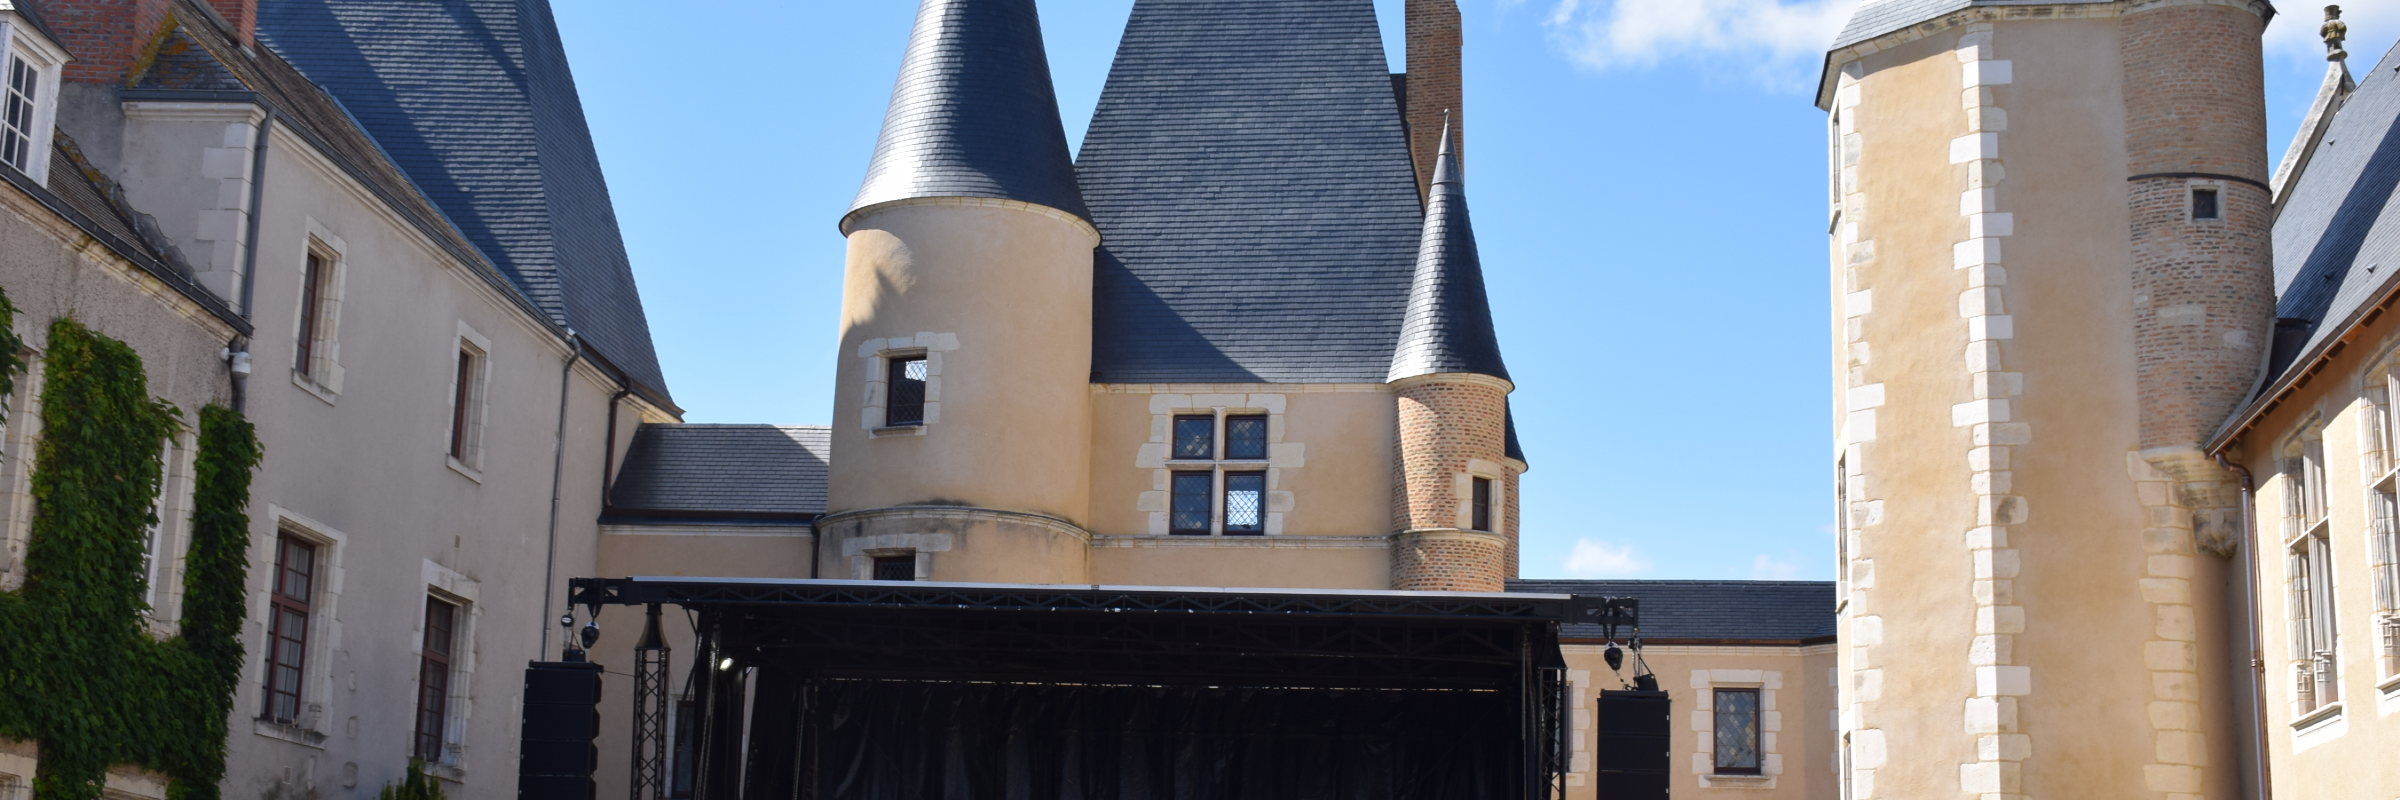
[1822,2,2270,797]
[2216,312,2400,800]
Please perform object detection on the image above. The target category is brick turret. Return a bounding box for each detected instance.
[1388,125,1514,591]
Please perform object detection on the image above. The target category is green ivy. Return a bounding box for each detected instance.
[375,760,446,800]
[0,310,261,800]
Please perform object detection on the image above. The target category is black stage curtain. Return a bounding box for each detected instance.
[808,680,1514,800]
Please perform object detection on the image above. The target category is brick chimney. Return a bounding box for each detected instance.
[202,0,255,47]
[39,0,174,84]
[1404,0,1461,202]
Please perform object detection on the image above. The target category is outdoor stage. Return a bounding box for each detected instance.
[545,578,1606,800]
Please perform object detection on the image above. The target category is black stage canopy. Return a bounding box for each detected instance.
[558,578,1599,800]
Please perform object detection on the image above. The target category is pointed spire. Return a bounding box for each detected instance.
[2272,5,2357,214]
[1389,120,1509,383]
[845,0,1088,230]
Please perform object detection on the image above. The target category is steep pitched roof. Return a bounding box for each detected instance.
[847,0,1086,226]
[1506,580,1836,642]
[1079,0,1425,383]
[2259,41,2400,388]
[255,0,671,405]
[607,424,830,519]
[1389,125,1507,383]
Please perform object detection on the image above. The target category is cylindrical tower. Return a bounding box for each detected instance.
[1817,1,2271,797]
[1388,127,1516,592]
[821,0,1097,585]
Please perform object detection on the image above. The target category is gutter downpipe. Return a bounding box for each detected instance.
[539,330,583,659]
[227,106,275,411]
[600,383,632,506]
[2216,451,2272,800]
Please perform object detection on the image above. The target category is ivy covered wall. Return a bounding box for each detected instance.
[0,297,261,800]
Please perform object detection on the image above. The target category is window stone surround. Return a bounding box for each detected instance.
[252,505,349,749]
[857,332,957,435]
[289,219,348,404]
[1130,391,1306,536]
[413,559,482,778]
[445,321,494,481]
[1691,669,1783,790]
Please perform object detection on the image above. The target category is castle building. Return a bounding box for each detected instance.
[1821,0,2397,798]
[2,0,679,795]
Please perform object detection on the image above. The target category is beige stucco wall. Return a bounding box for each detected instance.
[1832,9,2248,798]
[100,112,662,800]
[2227,313,2400,800]
[829,202,1095,523]
[1557,644,1835,800]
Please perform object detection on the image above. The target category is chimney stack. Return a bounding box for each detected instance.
[42,0,174,84]
[204,0,256,47]
[1404,0,1462,202]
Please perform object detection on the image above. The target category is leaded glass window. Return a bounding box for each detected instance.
[1713,688,1761,774]
[1223,473,1265,534]
[886,356,927,426]
[1225,415,1268,460]
[874,555,915,581]
[1170,472,1212,534]
[1173,416,1214,460]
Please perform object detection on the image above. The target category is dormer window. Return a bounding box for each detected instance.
[0,12,67,185]
[2,56,35,171]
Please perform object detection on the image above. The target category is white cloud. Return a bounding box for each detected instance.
[1542,0,1857,78]
[1565,538,1653,577]
[1751,553,1803,580]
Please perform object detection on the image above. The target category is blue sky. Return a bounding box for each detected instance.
[552,0,2398,581]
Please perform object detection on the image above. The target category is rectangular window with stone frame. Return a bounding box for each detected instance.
[2375,380,2400,680]
[1471,476,1493,532]
[2285,426,2339,715]
[416,595,457,762]
[1170,472,1212,535]
[262,533,316,724]
[1713,688,1762,775]
[873,554,916,581]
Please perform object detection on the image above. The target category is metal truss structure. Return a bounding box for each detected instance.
[564,577,1623,800]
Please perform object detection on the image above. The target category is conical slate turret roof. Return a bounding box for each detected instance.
[1388,124,1508,383]
[847,0,1088,226]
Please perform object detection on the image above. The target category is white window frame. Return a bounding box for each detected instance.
[0,16,66,184]
[290,222,348,403]
[412,559,481,777]
[857,332,957,436]
[445,322,493,480]
[252,505,347,748]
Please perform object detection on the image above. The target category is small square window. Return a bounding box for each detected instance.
[886,356,927,427]
[1172,416,1214,460]
[1225,415,1268,460]
[872,554,915,581]
[1713,688,1762,775]
[1471,476,1493,532]
[1223,472,1266,534]
[1170,472,1213,534]
[2192,187,2220,221]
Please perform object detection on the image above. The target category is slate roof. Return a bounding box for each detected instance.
[1390,126,1507,383]
[1506,580,1837,642]
[607,424,830,519]
[1828,0,2114,51]
[2261,40,2400,390]
[1079,0,1426,383]
[848,0,1087,225]
[255,0,672,407]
